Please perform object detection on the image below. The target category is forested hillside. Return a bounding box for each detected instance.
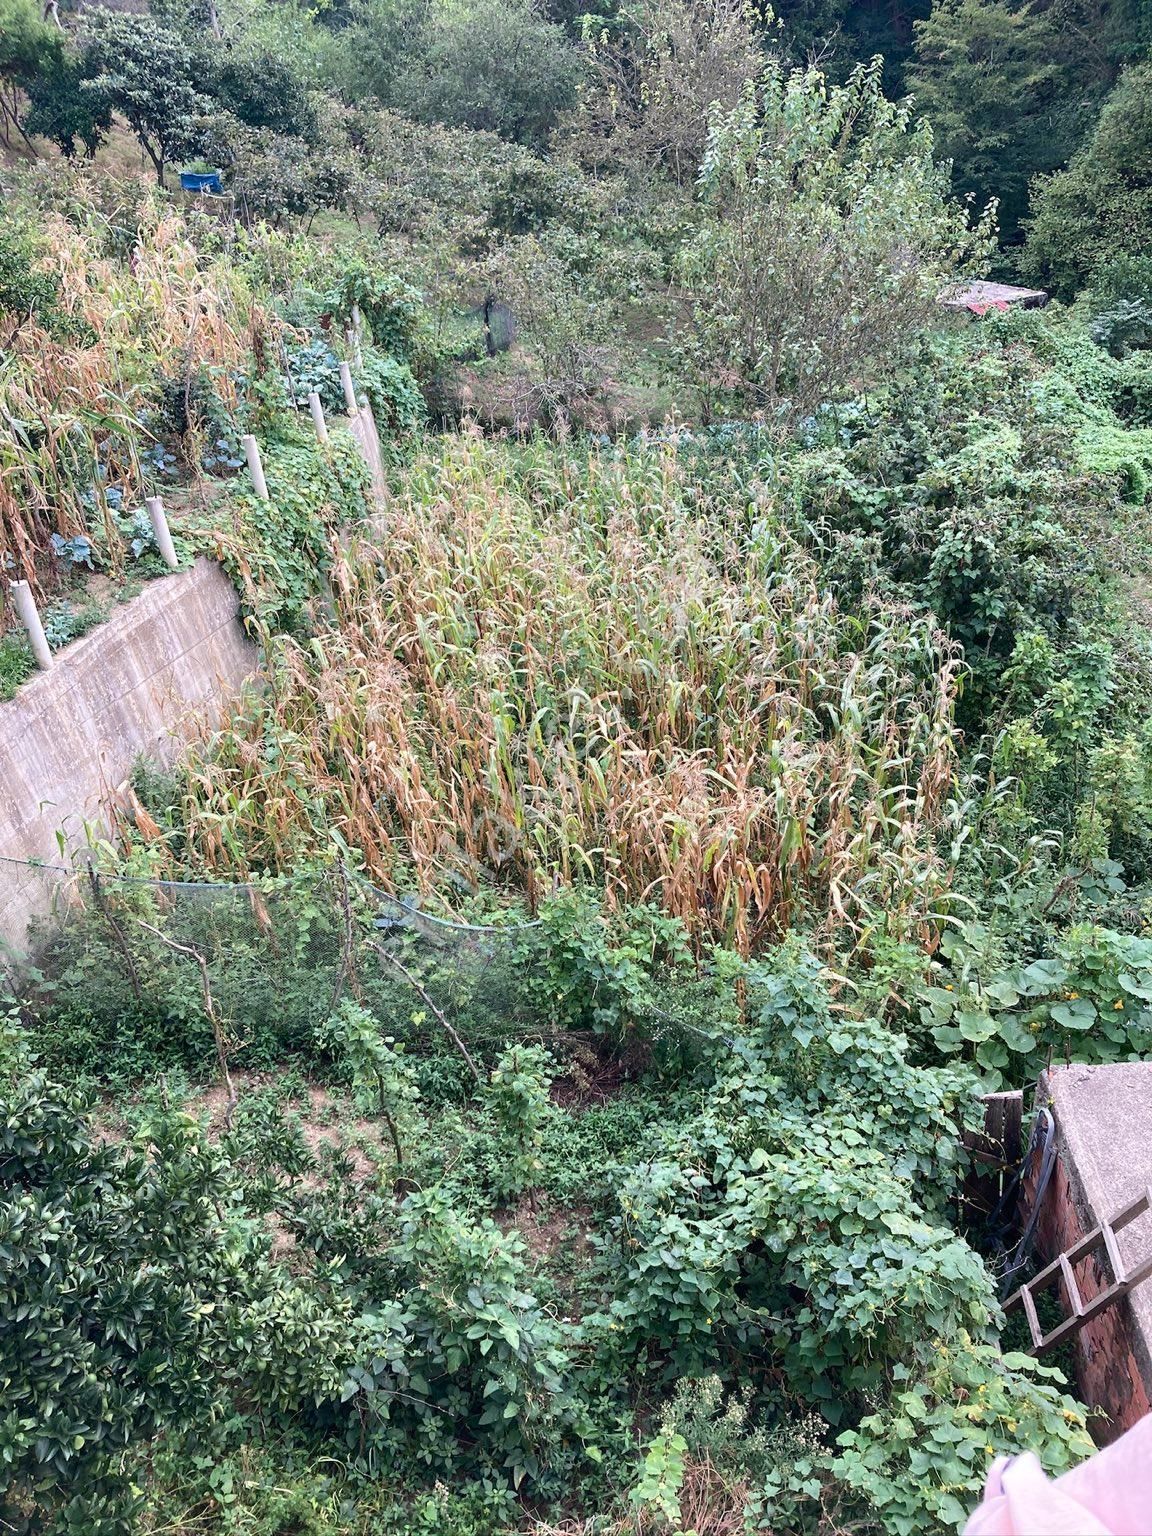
[1,0,1151,1532]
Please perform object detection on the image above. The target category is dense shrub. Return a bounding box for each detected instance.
[0,1019,352,1535]
[1022,63,1152,301]
[777,327,1125,718]
[11,913,1098,1531]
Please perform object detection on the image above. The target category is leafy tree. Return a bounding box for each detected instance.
[1022,62,1152,298]
[25,49,111,158]
[1040,0,1150,90]
[79,11,209,183]
[329,0,426,105]
[391,0,581,146]
[0,0,61,149]
[772,0,853,62]
[0,1027,240,1531]
[487,231,617,427]
[774,0,932,91]
[150,0,221,39]
[344,102,598,257]
[0,212,61,340]
[676,60,993,423]
[908,0,1077,240]
[572,0,765,186]
[200,113,357,227]
[1087,254,1152,355]
[0,1019,361,1533]
[209,48,318,140]
[341,0,578,146]
[485,1043,555,1196]
[325,1001,424,1167]
[780,319,1124,718]
[539,0,615,33]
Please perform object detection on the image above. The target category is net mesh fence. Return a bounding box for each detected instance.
[2,858,551,1087]
[0,857,708,1093]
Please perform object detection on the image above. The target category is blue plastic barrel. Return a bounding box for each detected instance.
[180,171,223,194]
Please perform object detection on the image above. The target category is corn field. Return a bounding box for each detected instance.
[0,203,266,597]
[162,432,964,952]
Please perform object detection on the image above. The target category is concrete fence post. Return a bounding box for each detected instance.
[241,434,270,500]
[10,581,53,670]
[339,361,359,416]
[145,495,180,570]
[307,391,329,443]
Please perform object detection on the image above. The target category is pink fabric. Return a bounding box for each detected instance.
[963,1413,1152,1535]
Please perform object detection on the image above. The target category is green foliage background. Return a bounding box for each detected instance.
[1,0,1151,1527]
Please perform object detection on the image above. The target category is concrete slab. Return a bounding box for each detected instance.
[1034,1063,1152,1438]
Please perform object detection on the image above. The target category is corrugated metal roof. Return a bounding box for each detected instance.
[939,280,1049,312]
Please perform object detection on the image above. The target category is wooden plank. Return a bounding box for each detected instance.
[964,1091,1026,1216]
[996,1091,1023,1166]
[1019,1284,1042,1349]
[979,1091,1023,1160]
[1025,1248,1068,1296]
[1032,1253,1152,1356]
[1066,1222,1109,1266]
[1102,1223,1126,1285]
[1058,1254,1083,1317]
[1038,1311,1085,1353]
[1005,1185,1152,1356]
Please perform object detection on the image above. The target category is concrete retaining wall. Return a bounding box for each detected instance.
[0,558,257,952]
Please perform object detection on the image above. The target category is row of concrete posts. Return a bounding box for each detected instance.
[8,367,366,673]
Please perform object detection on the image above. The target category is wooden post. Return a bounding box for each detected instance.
[241,434,270,500]
[145,495,180,570]
[307,391,329,443]
[984,1091,1024,1167]
[339,361,358,416]
[10,580,53,669]
[963,1089,1025,1220]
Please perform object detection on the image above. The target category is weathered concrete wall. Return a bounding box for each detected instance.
[0,558,257,952]
[1027,1064,1152,1442]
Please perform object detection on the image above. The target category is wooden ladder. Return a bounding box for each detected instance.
[1004,1187,1152,1355]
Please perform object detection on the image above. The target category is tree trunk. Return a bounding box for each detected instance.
[142,137,165,185]
[1,88,37,153]
[482,294,497,358]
